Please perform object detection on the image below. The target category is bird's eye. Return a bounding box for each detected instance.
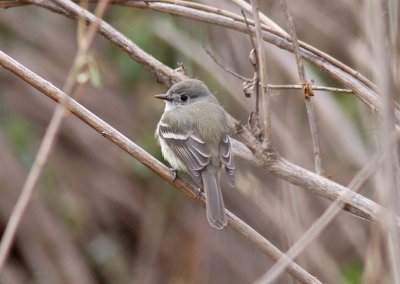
[180,95,188,102]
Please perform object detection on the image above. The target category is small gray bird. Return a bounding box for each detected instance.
[155,79,235,229]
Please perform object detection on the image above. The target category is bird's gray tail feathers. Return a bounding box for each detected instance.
[201,167,227,229]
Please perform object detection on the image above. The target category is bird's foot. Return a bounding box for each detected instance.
[170,168,178,181]
[193,187,203,200]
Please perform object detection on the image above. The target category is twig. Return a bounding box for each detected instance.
[241,9,262,136]
[256,152,383,283]
[30,0,388,225]
[202,46,248,81]
[0,0,110,272]
[0,50,321,284]
[250,0,271,148]
[279,0,323,175]
[268,85,352,93]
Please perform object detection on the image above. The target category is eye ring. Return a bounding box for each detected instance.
[180,95,188,102]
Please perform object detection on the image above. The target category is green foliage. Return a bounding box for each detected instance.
[340,262,363,284]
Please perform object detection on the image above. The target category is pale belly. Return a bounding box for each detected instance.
[158,136,188,172]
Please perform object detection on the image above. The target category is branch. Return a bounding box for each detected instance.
[0,49,321,284]
[250,0,272,148]
[279,0,323,175]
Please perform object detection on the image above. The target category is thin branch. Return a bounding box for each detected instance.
[202,46,248,81]
[0,50,321,284]
[250,0,271,147]
[241,9,261,135]
[30,0,388,225]
[0,0,110,272]
[268,85,352,93]
[279,0,323,175]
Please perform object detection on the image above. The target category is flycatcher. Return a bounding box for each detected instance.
[155,79,235,229]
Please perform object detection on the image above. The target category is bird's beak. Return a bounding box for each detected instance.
[155,94,172,101]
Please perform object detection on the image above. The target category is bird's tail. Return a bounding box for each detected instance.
[201,167,227,229]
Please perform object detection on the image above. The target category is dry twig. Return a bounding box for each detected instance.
[250,0,271,148]
[279,0,323,175]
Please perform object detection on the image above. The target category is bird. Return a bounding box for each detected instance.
[155,79,235,229]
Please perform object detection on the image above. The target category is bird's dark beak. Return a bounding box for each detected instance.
[155,94,172,101]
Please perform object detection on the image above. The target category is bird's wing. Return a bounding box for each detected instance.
[219,134,235,187]
[158,123,211,187]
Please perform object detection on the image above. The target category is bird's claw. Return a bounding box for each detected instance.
[170,168,178,181]
[193,187,203,200]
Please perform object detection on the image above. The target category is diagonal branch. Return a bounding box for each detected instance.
[0,49,321,284]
